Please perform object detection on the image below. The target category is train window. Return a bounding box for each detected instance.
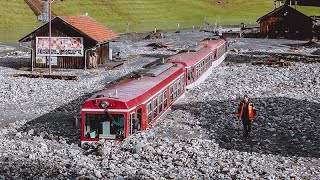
[158,94,163,113]
[85,113,125,139]
[202,61,205,72]
[196,65,199,78]
[207,56,211,68]
[177,79,181,95]
[129,112,135,135]
[147,103,153,123]
[136,108,142,131]
[153,99,158,118]
[163,90,168,109]
[173,82,178,99]
[170,85,174,102]
[181,77,185,91]
[219,46,223,57]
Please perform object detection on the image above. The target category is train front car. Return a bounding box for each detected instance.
[168,36,227,89]
[81,63,185,145]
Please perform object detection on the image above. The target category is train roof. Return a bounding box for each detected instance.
[167,38,226,67]
[88,63,184,106]
[199,38,226,48]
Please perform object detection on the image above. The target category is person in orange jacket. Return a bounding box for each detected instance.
[237,95,257,138]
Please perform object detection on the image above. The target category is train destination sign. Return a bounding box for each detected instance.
[36,37,84,57]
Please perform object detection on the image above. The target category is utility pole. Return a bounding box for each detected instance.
[218,0,222,36]
[219,0,221,26]
[48,0,55,75]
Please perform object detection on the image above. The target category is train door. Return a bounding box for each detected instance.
[187,67,194,85]
[213,49,217,60]
[129,107,142,135]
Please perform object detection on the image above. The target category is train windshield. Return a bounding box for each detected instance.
[84,113,125,139]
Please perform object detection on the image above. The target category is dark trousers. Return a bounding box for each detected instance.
[242,118,251,137]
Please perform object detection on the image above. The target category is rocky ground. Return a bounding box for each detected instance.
[0,30,319,179]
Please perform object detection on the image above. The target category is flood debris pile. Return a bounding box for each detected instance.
[252,59,292,68]
[0,33,320,179]
[14,73,80,80]
[144,30,165,39]
[146,43,173,49]
[1,58,319,179]
[312,49,320,55]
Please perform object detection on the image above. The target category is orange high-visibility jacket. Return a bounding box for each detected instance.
[237,102,257,120]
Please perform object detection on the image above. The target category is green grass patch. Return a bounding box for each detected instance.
[0,0,319,41]
[52,0,275,31]
[0,0,40,28]
[18,66,31,71]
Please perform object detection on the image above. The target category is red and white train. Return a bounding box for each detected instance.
[81,37,227,145]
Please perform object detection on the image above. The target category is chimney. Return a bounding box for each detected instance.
[290,0,292,6]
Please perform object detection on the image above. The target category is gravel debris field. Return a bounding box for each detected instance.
[0,30,319,179]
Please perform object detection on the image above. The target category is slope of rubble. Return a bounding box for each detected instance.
[0,31,319,179]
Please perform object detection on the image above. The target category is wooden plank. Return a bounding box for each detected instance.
[14,74,79,80]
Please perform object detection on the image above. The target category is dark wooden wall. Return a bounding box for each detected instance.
[259,8,314,39]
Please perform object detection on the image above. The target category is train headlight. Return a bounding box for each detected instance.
[100,101,109,109]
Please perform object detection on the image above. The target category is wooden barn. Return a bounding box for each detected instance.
[19,15,119,69]
[257,5,315,39]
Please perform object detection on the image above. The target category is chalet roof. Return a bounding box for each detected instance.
[257,5,315,23]
[19,15,119,43]
[61,16,119,42]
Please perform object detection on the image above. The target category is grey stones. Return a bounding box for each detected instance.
[267,128,276,132]
[1,34,320,179]
[94,170,102,178]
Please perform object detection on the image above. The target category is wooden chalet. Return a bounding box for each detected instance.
[19,15,119,69]
[257,5,315,39]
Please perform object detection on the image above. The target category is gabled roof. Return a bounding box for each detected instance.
[257,5,314,23]
[19,15,119,43]
[61,16,119,42]
[286,0,320,7]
